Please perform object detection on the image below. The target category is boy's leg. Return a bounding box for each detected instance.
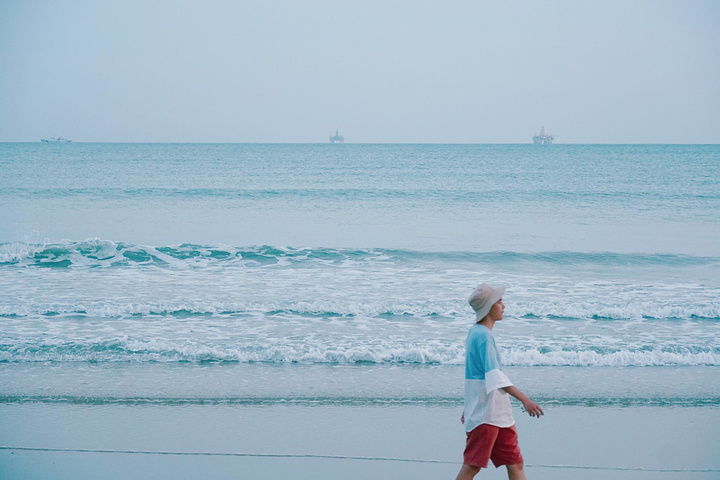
[455,463,480,480]
[506,462,526,480]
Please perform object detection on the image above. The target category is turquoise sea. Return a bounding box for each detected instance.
[1,143,719,478]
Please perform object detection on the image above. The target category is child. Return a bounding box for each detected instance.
[456,284,544,480]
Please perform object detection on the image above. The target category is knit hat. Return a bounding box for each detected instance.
[468,284,506,321]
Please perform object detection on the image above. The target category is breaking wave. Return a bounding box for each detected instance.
[2,240,718,268]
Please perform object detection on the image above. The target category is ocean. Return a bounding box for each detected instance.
[1,143,719,479]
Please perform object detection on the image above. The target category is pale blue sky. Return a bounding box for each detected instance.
[1,0,718,143]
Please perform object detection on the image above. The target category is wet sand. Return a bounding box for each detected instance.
[1,402,718,480]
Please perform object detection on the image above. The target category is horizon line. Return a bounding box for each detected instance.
[2,141,720,146]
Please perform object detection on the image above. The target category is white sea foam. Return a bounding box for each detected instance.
[503,348,720,367]
[1,299,717,321]
[0,242,49,263]
[1,339,718,366]
[513,302,720,320]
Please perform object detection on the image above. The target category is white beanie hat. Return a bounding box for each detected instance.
[468,284,506,321]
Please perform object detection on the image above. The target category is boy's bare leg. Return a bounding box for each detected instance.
[455,464,480,480]
[506,462,527,480]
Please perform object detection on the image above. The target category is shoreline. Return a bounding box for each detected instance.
[1,363,718,407]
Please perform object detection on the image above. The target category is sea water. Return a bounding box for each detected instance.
[1,143,719,478]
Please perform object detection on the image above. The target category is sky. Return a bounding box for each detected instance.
[0,0,718,143]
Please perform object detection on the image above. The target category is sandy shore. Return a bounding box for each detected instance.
[1,402,718,480]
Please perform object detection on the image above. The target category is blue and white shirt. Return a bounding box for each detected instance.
[463,323,515,431]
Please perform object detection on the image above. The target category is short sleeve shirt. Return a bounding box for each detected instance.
[463,324,515,431]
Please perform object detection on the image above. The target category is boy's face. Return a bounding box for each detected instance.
[489,299,505,321]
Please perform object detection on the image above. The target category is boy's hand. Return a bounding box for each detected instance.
[460,413,465,424]
[501,385,545,418]
[522,399,544,418]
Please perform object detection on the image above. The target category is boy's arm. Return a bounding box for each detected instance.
[501,386,544,418]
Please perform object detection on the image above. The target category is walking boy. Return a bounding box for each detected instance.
[456,284,544,480]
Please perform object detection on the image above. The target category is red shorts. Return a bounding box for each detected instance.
[464,424,523,468]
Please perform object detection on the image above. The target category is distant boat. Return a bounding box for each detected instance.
[329,129,344,144]
[41,137,72,143]
[532,126,554,145]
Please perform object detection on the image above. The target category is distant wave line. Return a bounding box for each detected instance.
[3,186,719,202]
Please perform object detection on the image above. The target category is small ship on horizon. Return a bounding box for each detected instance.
[41,136,72,143]
[532,126,554,145]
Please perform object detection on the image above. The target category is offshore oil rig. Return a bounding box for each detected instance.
[532,126,554,145]
[41,136,72,143]
[329,129,344,143]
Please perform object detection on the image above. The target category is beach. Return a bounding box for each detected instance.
[3,405,719,480]
[1,143,719,478]
[1,365,719,479]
